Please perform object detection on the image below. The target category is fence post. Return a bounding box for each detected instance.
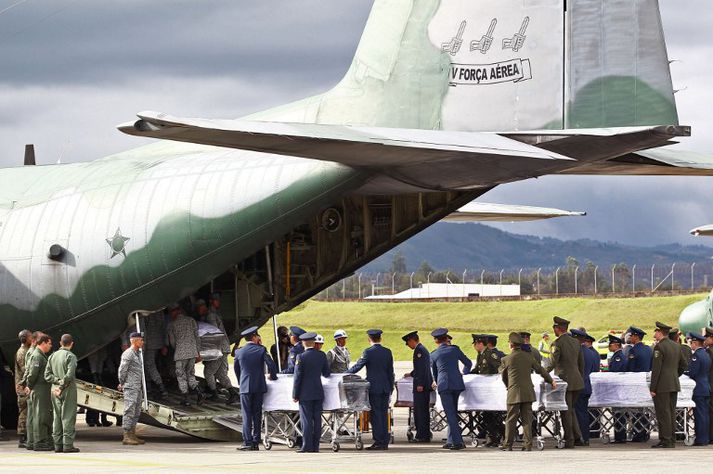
[691,262,696,290]
[392,272,396,295]
[375,273,381,296]
[594,266,598,295]
[536,268,541,295]
[671,263,676,291]
[518,268,523,289]
[358,273,362,299]
[651,264,655,292]
[480,269,485,286]
[462,269,467,298]
[632,264,636,293]
[574,266,579,295]
[611,266,615,293]
[555,267,560,295]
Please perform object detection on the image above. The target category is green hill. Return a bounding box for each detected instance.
[260,294,706,361]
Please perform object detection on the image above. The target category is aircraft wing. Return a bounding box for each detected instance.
[556,147,713,176]
[443,202,586,222]
[691,225,713,237]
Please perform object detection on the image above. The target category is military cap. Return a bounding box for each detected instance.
[518,331,531,338]
[508,332,524,345]
[570,328,586,338]
[431,328,449,338]
[471,333,486,344]
[655,321,672,332]
[129,332,143,339]
[486,334,498,344]
[687,332,705,342]
[705,328,713,338]
[315,334,325,344]
[299,332,317,341]
[628,326,646,338]
[290,326,306,337]
[446,334,453,341]
[608,334,623,345]
[402,331,419,342]
[195,298,207,307]
[240,326,260,337]
[367,329,383,337]
[669,328,680,337]
[553,316,570,327]
[334,329,348,340]
[584,332,595,342]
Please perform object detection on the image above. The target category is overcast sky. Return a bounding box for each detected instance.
[1,0,712,248]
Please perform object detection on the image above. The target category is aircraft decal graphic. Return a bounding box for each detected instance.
[106,228,130,259]
[470,18,497,54]
[449,58,532,86]
[441,20,466,55]
[502,16,529,52]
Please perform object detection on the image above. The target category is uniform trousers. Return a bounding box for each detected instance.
[563,390,582,446]
[653,391,677,445]
[240,393,263,446]
[369,392,390,446]
[504,402,534,449]
[693,395,710,445]
[413,390,431,440]
[51,386,77,448]
[174,358,198,393]
[17,393,28,435]
[708,395,713,442]
[298,399,323,452]
[30,387,53,448]
[143,349,163,386]
[574,393,591,442]
[122,387,142,432]
[439,389,463,446]
[204,357,232,391]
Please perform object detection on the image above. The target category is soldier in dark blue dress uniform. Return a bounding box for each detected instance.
[685,332,711,446]
[292,332,330,453]
[571,329,600,445]
[403,331,432,443]
[627,326,652,442]
[281,326,306,374]
[347,329,395,450]
[607,334,628,443]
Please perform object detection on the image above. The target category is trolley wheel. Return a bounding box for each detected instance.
[471,436,480,448]
[406,431,414,442]
[356,438,364,450]
[263,440,272,450]
[535,439,545,451]
[287,438,295,449]
[390,433,395,445]
[556,439,566,449]
[684,436,695,447]
[332,442,340,452]
[601,434,611,444]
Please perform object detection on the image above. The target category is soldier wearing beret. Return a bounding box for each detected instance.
[347,329,395,450]
[500,332,555,451]
[549,316,584,448]
[403,331,432,443]
[685,332,711,445]
[650,322,687,448]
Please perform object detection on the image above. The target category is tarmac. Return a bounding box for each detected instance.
[2,362,710,473]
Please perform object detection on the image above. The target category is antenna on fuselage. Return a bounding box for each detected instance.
[24,144,35,166]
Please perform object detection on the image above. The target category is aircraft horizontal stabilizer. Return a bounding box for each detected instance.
[443,202,585,222]
[118,111,574,190]
[691,225,713,237]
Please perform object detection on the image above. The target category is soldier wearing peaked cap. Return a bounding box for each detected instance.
[481,334,504,447]
[571,329,600,446]
[347,329,395,450]
[519,331,542,366]
[685,332,711,445]
[293,332,330,453]
[500,332,555,451]
[470,334,487,374]
[327,329,350,373]
[549,316,584,448]
[704,327,713,443]
[670,328,692,367]
[403,331,432,443]
[607,334,628,443]
[281,326,306,374]
[234,326,277,451]
[650,322,687,448]
[626,325,653,442]
[429,328,472,450]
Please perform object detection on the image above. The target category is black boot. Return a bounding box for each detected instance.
[194,388,205,406]
[101,413,113,427]
[180,393,192,407]
[227,388,240,405]
[18,434,27,448]
[157,383,169,399]
[205,389,219,401]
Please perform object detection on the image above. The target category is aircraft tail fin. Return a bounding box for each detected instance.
[252,0,678,133]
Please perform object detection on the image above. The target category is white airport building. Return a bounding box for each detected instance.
[365,283,521,300]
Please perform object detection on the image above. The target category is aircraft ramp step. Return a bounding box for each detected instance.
[76,379,242,441]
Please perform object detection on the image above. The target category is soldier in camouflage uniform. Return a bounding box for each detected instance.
[24,333,53,451]
[201,298,238,404]
[14,329,33,448]
[142,311,169,398]
[44,334,79,453]
[167,304,204,406]
[118,332,146,446]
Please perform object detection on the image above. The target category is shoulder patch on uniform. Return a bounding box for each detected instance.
[654,351,660,358]
[614,357,621,362]
[692,357,697,361]
[491,353,498,359]
[417,353,422,358]
[629,354,635,359]
[295,358,300,365]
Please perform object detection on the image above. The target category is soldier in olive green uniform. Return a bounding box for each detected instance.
[19,332,40,450]
[549,316,584,448]
[44,334,79,453]
[650,322,687,448]
[705,328,713,444]
[670,329,692,367]
[500,332,556,451]
[14,330,33,448]
[24,334,54,451]
[471,334,503,446]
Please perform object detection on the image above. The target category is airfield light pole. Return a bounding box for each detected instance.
[651,265,655,292]
[671,263,676,291]
[594,266,598,294]
[536,268,541,296]
[462,270,467,298]
[691,262,696,290]
[555,267,560,295]
[632,264,636,293]
[574,266,579,295]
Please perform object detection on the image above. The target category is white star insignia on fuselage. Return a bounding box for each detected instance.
[106,228,130,259]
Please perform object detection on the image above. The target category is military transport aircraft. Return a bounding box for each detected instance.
[690,225,713,237]
[679,225,713,334]
[2,0,713,367]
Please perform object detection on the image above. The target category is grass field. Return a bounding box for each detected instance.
[257,294,706,361]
